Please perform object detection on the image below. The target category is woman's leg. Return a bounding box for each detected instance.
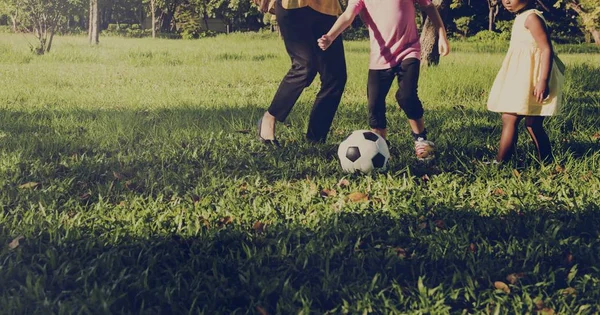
[260,4,317,141]
[496,113,522,162]
[308,10,348,142]
[525,116,553,163]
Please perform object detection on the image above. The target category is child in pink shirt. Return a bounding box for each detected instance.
[319,0,449,160]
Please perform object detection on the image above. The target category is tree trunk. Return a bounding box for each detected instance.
[487,0,499,31]
[102,7,112,29]
[89,0,99,45]
[79,15,86,29]
[88,0,93,43]
[46,30,55,53]
[151,0,156,38]
[420,0,448,67]
[592,29,600,45]
[161,12,174,33]
[203,9,209,30]
[138,4,145,29]
[535,0,550,11]
[10,14,18,32]
[160,0,179,33]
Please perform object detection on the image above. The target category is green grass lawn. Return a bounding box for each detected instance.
[0,32,599,314]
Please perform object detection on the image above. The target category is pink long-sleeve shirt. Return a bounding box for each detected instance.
[347,0,433,69]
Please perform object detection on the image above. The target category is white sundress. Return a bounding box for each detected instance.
[487,9,565,116]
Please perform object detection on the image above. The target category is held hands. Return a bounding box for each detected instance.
[317,35,333,51]
[534,80,550,103]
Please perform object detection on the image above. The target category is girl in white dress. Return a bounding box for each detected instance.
[487,0,565,163]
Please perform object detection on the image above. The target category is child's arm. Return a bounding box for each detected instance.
[318,8,360,51]
[526,14,553,103]
[421,4,450,56]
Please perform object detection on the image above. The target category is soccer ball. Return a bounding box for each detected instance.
[337,130,390,174]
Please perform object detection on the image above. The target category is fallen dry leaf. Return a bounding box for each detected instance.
[256,306,269,315]
[506,272,525,285]
[79,192,91,200]
[493,188,505,196]
[581,171,593,182]
[218,216,234,227]
[199,216,211,229]
[320,188,337,198]
[494,281,510,294]
[555,165,566,174]
[534,299,545,310]
[561,287,576,296]
[469,243,477,253]
[434,219,445,229]
[347,192,368,202]
[253,221,266,233]
[565,252,574,265]
[512,169,521,178]
[113,171,124,180]
[18,182,39,189]
[337,178,350,188]
[421,174,430,183]
[8,235,24,250]
[592,133,600,141]
[394,247,408,258]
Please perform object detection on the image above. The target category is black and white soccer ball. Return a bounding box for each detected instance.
[337,130,390,174]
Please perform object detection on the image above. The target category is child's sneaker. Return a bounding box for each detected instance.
[414,138,435,161]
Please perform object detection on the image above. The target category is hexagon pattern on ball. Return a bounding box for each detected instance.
[337,130,390,174]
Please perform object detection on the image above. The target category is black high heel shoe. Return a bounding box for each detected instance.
[257,117,280,147]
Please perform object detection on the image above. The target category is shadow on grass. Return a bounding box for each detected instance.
[1,208,600,313]
[0,102,597,194]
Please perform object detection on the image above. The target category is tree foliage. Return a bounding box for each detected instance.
[18,0,83,53]
[555,0,600,43]
[0,0,596,44]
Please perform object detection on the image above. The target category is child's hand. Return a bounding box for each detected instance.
[438,36,450,56]
[534,81,550,103]
[318,35,333,51]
